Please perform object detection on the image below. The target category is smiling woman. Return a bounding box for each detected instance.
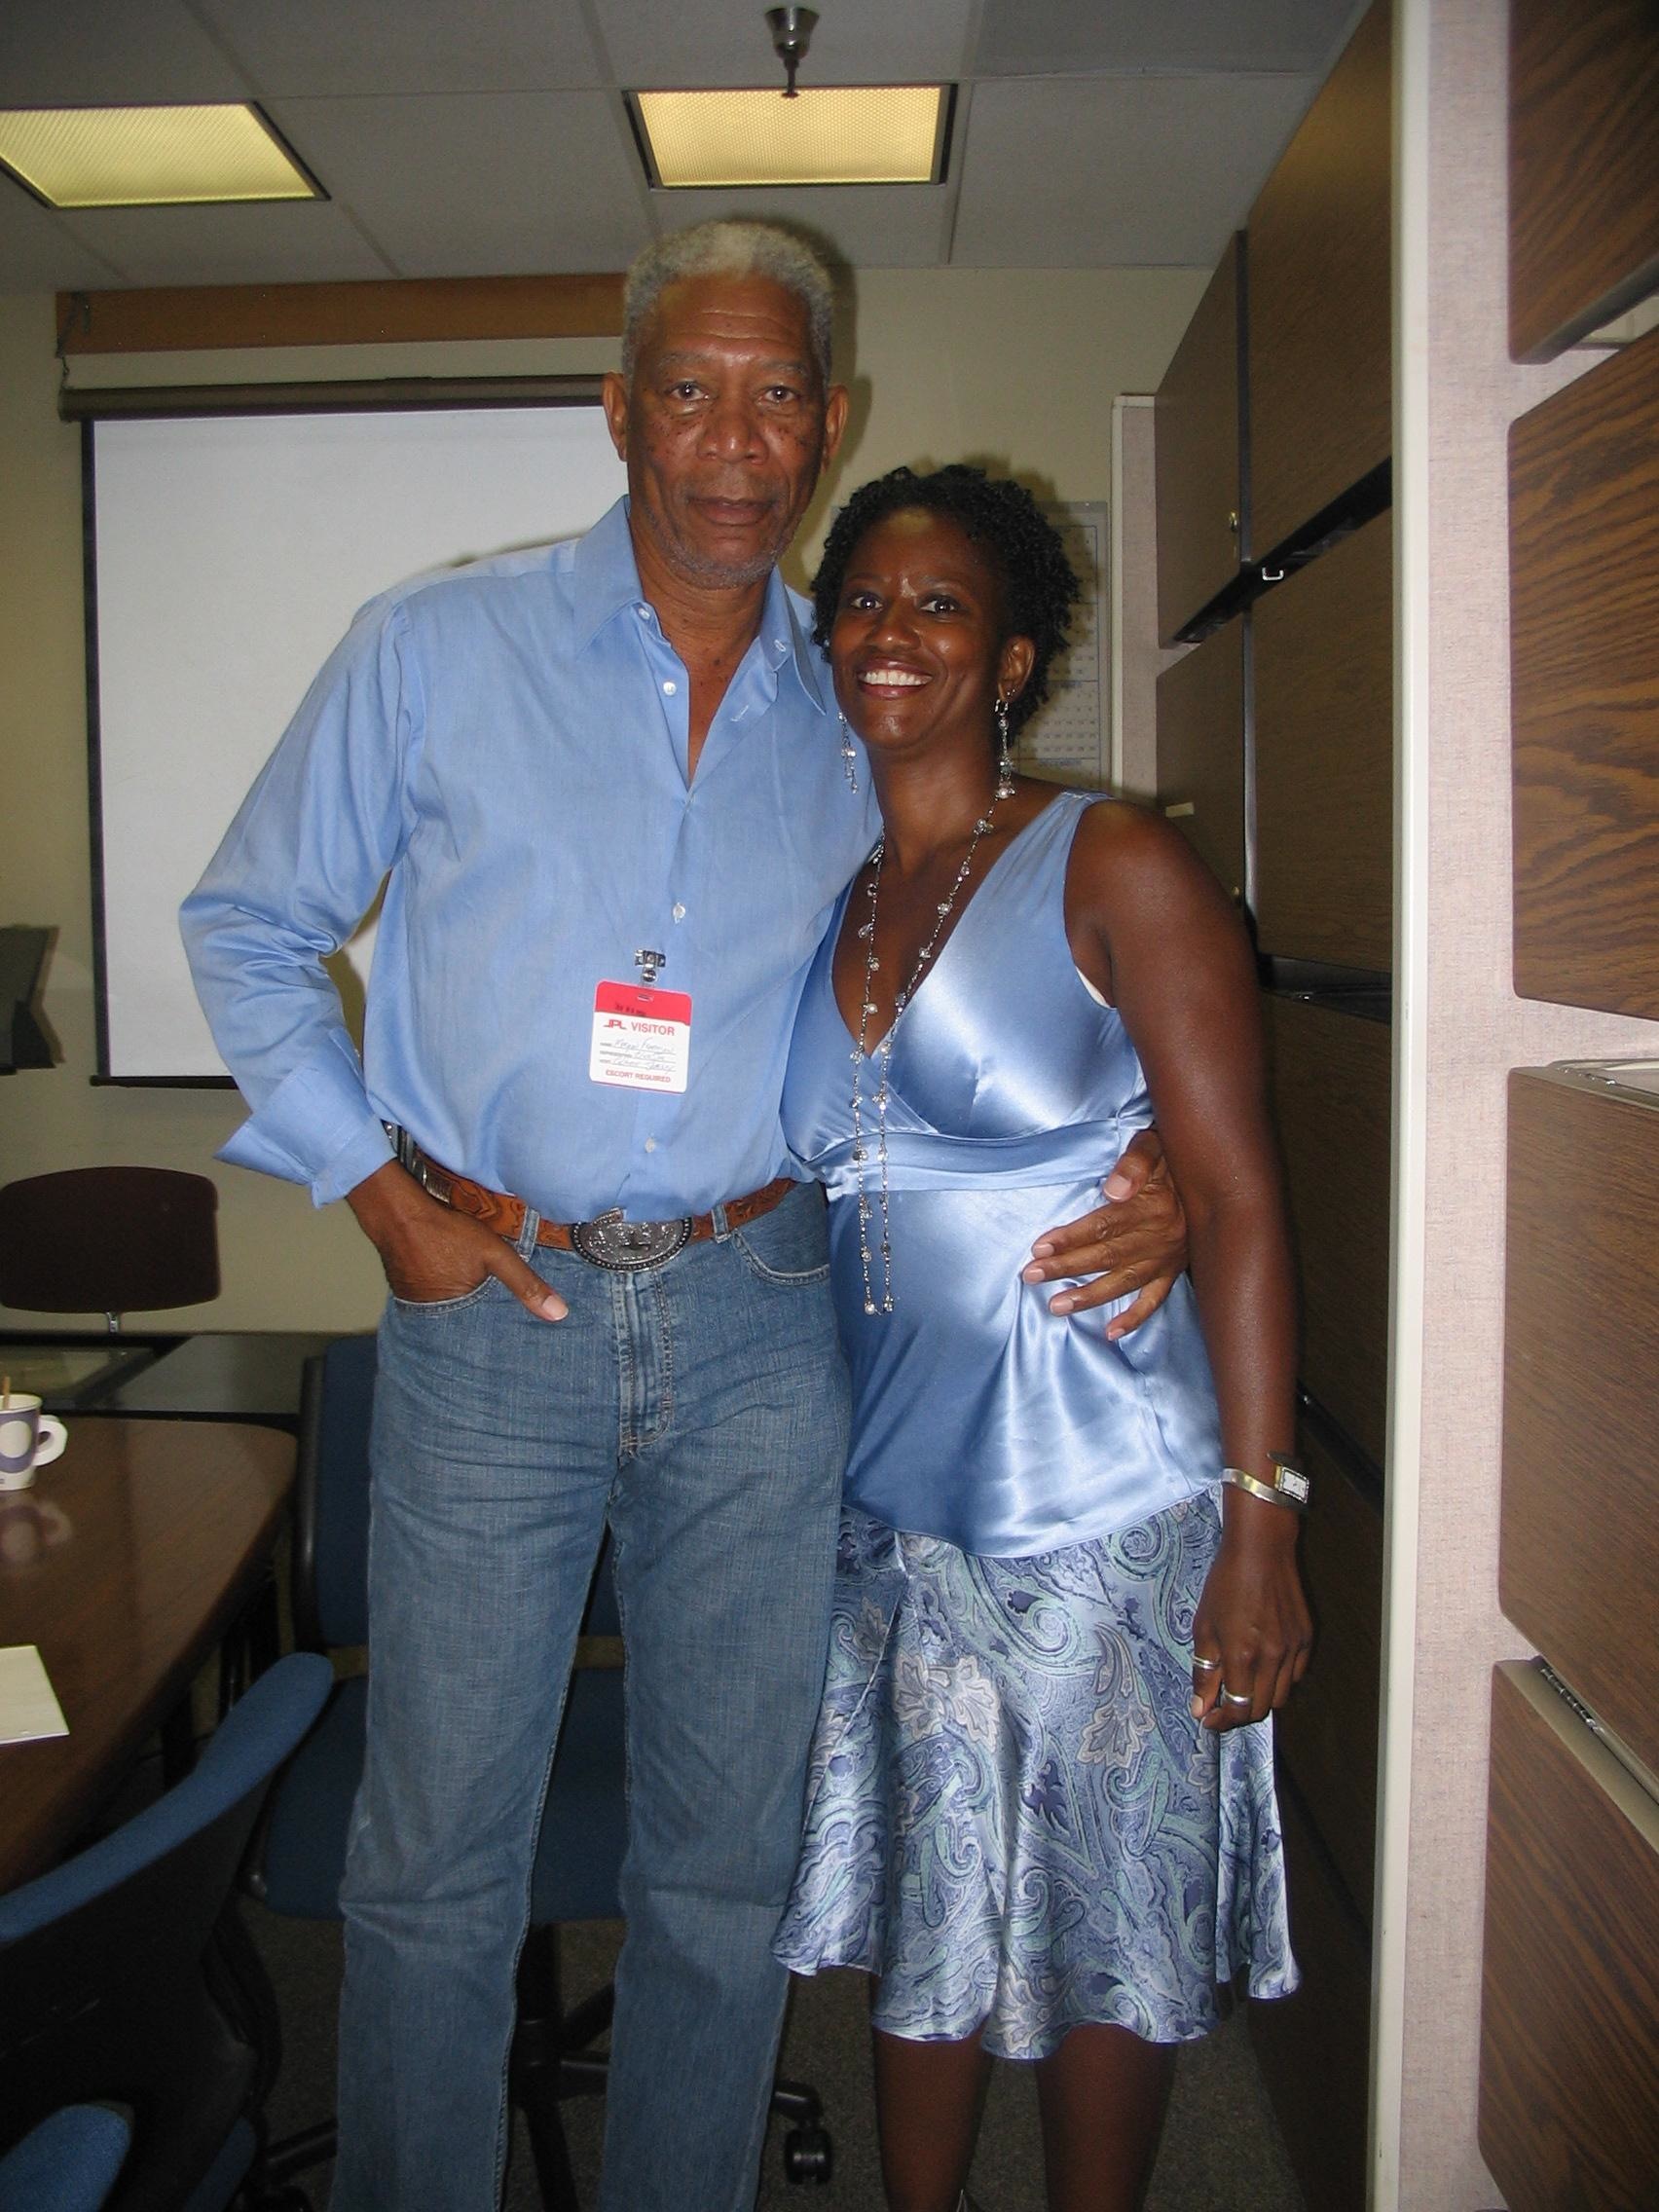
[774,464,1310,2212]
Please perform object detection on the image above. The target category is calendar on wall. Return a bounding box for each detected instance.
[1016,500,1109,788]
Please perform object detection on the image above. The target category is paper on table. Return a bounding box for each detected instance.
[0,1643,70,1744]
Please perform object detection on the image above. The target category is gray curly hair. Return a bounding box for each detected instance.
[621,220,835,387]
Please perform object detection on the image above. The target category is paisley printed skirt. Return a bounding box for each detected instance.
[773,1495,1299,2059]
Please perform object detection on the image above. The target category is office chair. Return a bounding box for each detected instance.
[0,1166,220,1332]
[0,1651,331,2212]
[251,1334,832,2210]
[0,2108,130,2212]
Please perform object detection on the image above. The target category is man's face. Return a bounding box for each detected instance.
[604,274,848,593]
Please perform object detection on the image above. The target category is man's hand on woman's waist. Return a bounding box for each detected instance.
[1020,1126,1189,1337]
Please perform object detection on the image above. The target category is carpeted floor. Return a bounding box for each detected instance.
[248,1906,1305,2211]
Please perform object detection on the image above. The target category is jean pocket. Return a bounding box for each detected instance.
[730,1184,830,1286]
[387,1272,503,1316]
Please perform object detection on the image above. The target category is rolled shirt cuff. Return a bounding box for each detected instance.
[216,1032,394,1206]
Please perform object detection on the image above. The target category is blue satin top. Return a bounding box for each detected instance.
[783,790,1222,1556]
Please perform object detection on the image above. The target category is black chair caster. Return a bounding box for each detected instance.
[782,2121,833,2185]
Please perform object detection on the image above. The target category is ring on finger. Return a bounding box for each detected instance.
[1191,1653,1221,1673]
[1220,1687,1253,1708]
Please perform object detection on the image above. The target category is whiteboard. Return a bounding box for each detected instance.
[87,402,626,1080]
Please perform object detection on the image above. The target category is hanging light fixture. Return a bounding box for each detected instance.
[628,8,953,190]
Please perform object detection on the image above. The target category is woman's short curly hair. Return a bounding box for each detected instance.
[811,464,1080,736]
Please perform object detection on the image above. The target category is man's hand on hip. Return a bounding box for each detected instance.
[1020,1126,1189,1338]
[346,1161,568,1320]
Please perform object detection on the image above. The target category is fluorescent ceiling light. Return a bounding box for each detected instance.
[632,86,950,189]
[0,105,321,208]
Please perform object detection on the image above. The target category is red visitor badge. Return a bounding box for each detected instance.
[589,980,692,1094]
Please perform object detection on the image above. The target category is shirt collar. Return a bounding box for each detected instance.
[572,497,830,718]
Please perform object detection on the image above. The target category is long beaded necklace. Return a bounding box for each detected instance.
[849,790,1006,1314]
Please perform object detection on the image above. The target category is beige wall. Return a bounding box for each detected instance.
[0,265,1203,1331]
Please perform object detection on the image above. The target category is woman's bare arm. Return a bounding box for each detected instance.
[1067,800,1311,1731]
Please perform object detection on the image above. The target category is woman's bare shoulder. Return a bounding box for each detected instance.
[1068,794,1230,918]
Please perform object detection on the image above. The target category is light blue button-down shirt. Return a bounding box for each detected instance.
[182,498,878,1220]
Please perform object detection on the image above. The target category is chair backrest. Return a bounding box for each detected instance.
[293,1335,379,1650]
[0,2107,131,2212]
[0,1653,330,2209]
[0,1167,220,1321]
[293,1335,620,1652]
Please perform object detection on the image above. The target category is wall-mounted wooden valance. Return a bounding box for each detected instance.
[55,273,624,356]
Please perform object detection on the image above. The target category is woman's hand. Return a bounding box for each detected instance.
[1189,1498,1312,1731]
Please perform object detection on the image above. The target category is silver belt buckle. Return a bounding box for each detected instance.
[570,1207,692,1272]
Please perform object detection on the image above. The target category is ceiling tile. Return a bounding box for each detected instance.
[974,0,1362,76]
[194,0,605,99]
[645,185,951,270]
[593,0,977,90]
[55,198,397,286]
[951,75,1315,267]
[0,0,250,104]
[270,92,649,276]
[0,178,127,290]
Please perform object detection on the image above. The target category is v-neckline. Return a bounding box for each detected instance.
[830,790,1072,1055]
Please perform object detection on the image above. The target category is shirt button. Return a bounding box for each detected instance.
[672,903,686,922]
[645,1137,658,1153]
[662,679,677,695]
[774,638,786,650]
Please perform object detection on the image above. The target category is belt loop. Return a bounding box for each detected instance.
[710,1199,731,1241]
[516,1207,541,1259]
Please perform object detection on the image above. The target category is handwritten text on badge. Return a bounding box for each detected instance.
[590,981,692,1093]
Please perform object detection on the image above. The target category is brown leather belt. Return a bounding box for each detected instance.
[390,1129,796,1273]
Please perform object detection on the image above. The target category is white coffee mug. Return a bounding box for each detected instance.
[0,1395,68,1491]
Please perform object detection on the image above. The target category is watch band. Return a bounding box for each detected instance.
[1221,1458,1310,1512]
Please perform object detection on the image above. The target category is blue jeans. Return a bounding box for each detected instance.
[331,1183,849,2212]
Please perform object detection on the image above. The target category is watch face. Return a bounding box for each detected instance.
[1277,1466,1310,1503]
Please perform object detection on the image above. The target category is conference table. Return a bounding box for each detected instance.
[4,1330,339,1427]
[0,1417,293,1891]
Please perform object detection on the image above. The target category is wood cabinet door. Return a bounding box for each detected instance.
[1262,995,1391,1466]
[1155,235,1243,644]
[1249,1779,1370,2212]
[1273,1425,1382,1926]
[1155,620,1245,903]
[1509,0,1659,360]
[1481,1662,1659,2212]
[1247,0,1391,555]
[1511,326,1659,1017]
[1500,1069,1659,1776]
[1254,512,1393,970]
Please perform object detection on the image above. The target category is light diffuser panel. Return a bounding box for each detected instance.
[634,86,947,188]
[0,105,321,208]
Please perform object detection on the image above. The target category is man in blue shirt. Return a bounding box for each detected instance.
[184,220,1181,2211]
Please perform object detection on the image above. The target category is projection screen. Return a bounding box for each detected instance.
[84,395,626,1081]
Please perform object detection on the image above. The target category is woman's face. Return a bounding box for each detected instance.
[829,506,1033,761]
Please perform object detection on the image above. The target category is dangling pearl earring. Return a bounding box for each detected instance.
[994,695,1015,799]
[838,710,860,794]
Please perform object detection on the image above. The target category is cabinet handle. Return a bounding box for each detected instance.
[1163,800,1196,819]
[1228,510,1239,536]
